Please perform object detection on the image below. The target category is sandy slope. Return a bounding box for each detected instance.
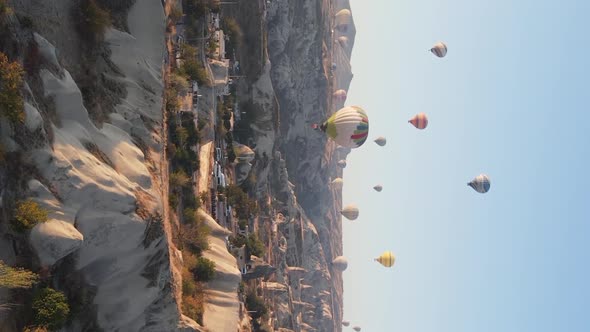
[199,210,242,332]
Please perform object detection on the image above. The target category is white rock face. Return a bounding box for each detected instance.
[23,1,199,331]
[30,220,83,264]
[24,102,44,131]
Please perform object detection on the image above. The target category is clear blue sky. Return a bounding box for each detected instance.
[342,0,590,331]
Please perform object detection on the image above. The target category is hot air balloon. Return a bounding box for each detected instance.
[375,251,395,268]
[409,113,428,130]
[468,174,491,193]
[233,143,255,163]
[374,136,386,146]
[342,321,350,327]
[332,256,348,271]
[312,106,369,148]
[430,42,447,58]
[337,160,347,168]
[331,178,344,189]
[353,327,361,332]
[337,36,349,48]
[373,184,383,192]
[332,89,347,103]
[335,9,352,33]
[341,204,359,220]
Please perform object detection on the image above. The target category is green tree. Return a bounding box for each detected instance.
[0,261,39,289]
[181,60,209,87]
[191,257,215,282]
[12,199,49,232]
[246,234,265,258]
[0,53,25,124]
[181,44,198,60]
[170,170,191,189]
[32,288,70,330]
[223,17,242,44]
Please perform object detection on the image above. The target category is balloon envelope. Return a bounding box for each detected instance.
[375,251,395,268]
[331,178,344,189]
[374,136,386,146]
[332,89,347,102]
[373,184,383,192]
[353,327,361,332]
[332,256,348,271]
[337,160,347,168]
[409,113,428,130]
[342,321,350,327]
[430,42,448,58]
[468,174,491,193]
[341,204,359,220]
[322,106,369,148]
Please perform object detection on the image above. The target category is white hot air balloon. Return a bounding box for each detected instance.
[374,136,387,146]
[332,256,348,271]
[341,204,359,220]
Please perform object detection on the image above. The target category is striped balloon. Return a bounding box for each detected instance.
[468,174,491,193]
[375,251,395,268]
[324,106,369,148]
[333,89,347,103]
[430,42,448,58]
[409,113,429,130]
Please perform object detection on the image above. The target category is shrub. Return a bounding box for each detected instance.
[191,257,215,282]
[169,6,182,24]
[12,199,49,232]
[0,53,25,124]
[170,73,189,95]
[0,0,10,16]
[182,218,210,254]
[183,208,197,224]
[245,291,268,320]
[182,294,203,324]
[0,261,39,288]
[199,191,209,206]
[32,288,70,330]
[23,327,48,332]
[80,0,111,41]
[169,193,179,209]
